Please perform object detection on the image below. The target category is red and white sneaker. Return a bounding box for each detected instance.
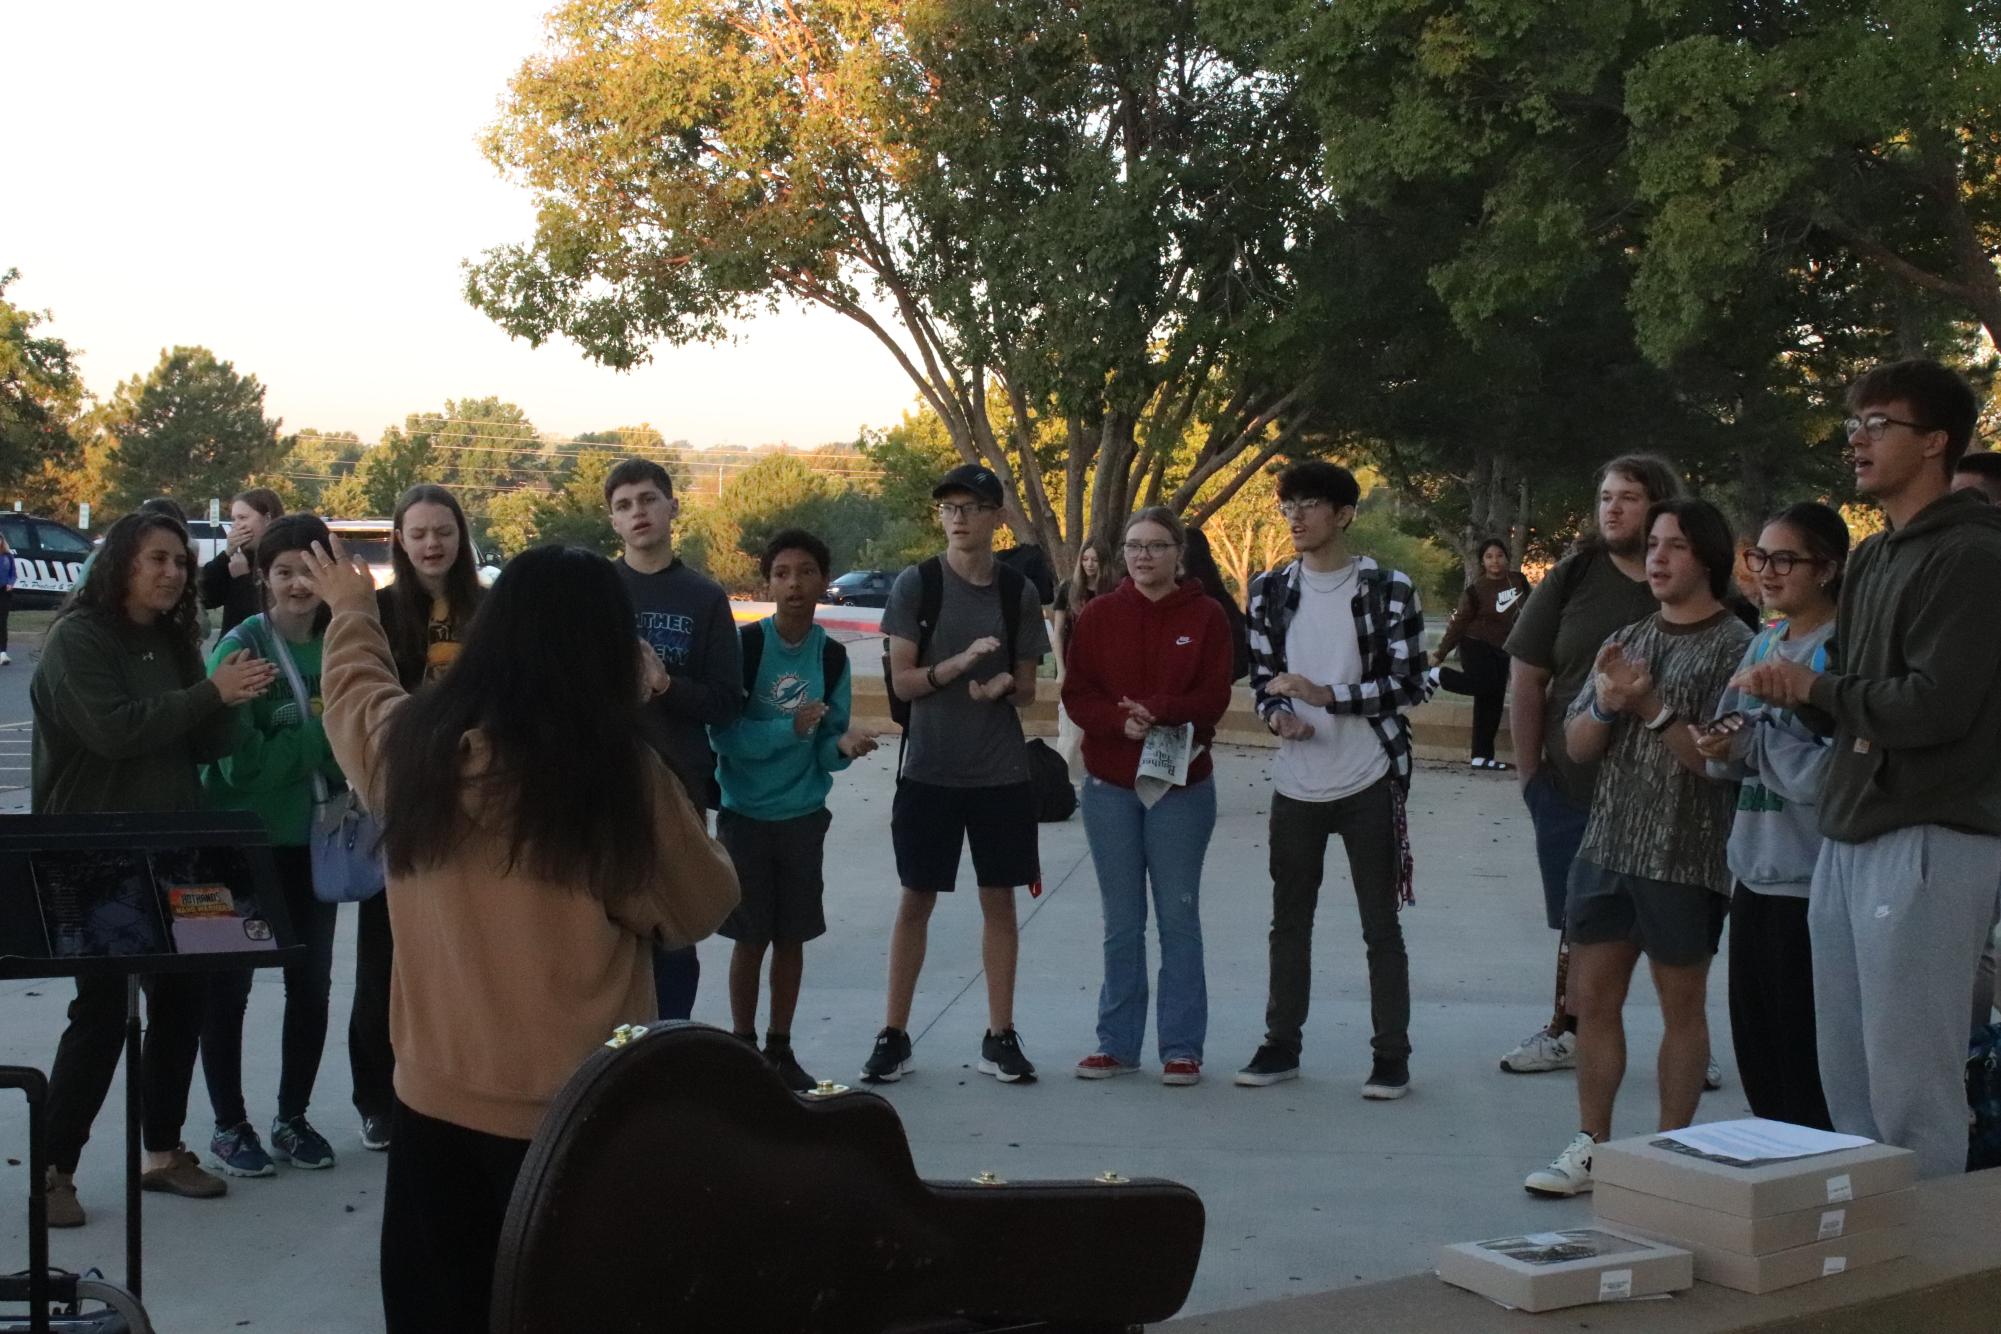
[1074,1053,1140,1080]
[1161,1058,1202,1086]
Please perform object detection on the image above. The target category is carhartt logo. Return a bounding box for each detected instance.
[1175,636,1192,646]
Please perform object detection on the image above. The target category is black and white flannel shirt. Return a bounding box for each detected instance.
[1247,556,1433,786]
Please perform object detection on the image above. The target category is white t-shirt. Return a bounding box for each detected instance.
[1272,562,1391,804]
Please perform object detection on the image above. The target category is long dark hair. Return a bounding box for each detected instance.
[58,512,204,679]
[376,545,664,905]
[253,513,334,637]
[384,484,485,680]
[1766,501,1851,604]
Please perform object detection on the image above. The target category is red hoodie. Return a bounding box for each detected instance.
[1061,577,1235,789]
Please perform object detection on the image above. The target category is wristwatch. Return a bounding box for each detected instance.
[926,664,943,691]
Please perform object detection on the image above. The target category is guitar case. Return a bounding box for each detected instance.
[490,1022,1205,1334]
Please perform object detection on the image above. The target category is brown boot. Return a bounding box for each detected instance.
[139,1146,227,1199]
[44,1168,85,1228]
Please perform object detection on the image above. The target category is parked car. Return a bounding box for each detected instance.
[0,513,97,607]
[822,569,893,608]
[324,518,502,589]
[183,518,231,568]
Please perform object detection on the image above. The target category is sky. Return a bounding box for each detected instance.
[4,0,916,448]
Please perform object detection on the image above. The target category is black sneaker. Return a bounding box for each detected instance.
[1234,1044,1300,1087]
[1361,1057,1410,1101]
[861,1027,913,1083]
[766,1041,816,1094]
[977,1028,1036,1083]
[359,1114,391,1153]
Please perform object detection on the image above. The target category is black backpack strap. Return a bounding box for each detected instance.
[915,557,945,659]
[996,562,1025,667]
[739,620,765,694]
[820,636,848,701]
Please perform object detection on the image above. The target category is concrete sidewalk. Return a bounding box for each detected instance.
[0,746,1751,1330]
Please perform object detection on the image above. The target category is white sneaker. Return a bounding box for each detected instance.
[0,652,11,666]
[1500,1027,1576,1073]
[1704,1057,1724,1091]
[1524,1132,1597,1197]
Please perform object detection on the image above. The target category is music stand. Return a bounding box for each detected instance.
[0,811,302,1324]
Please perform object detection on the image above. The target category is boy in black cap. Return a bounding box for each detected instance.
[862,464,1051,1084]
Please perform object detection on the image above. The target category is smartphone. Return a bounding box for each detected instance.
[1697,711,1749,739]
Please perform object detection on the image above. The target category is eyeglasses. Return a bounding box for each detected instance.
[1278,499,1329,520]
[1844,413,1930,442]
[1741,549,1816,575]
[936,501,996,520]
[1122,540,1179,558]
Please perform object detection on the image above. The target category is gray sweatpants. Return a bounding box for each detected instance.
[1811,825,2001,1179]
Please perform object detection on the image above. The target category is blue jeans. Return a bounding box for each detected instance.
[1522,768,1591,931]
[1082,775,1215,1065]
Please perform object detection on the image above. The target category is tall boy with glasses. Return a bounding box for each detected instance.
[1237,461,1432,1099]
[861,464,1051,1085]
[1737,360,2001,1178]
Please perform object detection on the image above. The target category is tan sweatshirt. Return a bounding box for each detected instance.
[321,608,739,1140]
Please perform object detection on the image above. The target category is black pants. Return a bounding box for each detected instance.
[380,1099,531,1334]
[652,944,700,1020]
[1728,883,1832,1129]
[201,845,339,1127]
[46,972,206,1173]
[0,585,12,652]
[1437,638,1509,761]
[350,890,396,1122]
[1264,777,1411,1061]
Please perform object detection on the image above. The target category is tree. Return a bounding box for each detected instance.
[0,269,85,512]
[467,0,1328,574]
[99,346,281,510]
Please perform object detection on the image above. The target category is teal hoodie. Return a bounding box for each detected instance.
[709,619,854,822]
[202,613,347,846]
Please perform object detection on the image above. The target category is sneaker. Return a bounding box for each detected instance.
[1524,1132,1598,1198]
[1075,1053,1140,1080]
[1704,1057,1724,1092]
[1161,1058,1202,1086]
[1234,1044,1300,1087]
[765,1041,817,1094]
[140,1146,227,1199]
[44,1168,84,1228]
[860,1026,913,1083]
[978,1028,1036,1083]
[1361,1057,1410,1100]
[0,652,12,667]
[270,1116,336,1170]
[209,1120,276,1178]
[1500,1027,1577,1073]
[359,1115,392,1152]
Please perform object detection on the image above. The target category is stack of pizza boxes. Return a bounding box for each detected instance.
[1591,1120,1917,1293]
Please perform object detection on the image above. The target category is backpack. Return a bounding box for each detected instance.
[1025,737,1077,822]
[880,557,1026,731]
[740,620,847,702]
[995,542,1056,606]
[1970,1021,2001,1171]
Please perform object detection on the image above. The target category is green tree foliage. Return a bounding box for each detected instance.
[467,0,1327,573]
[100,346,281,511]
[0,269,85,513]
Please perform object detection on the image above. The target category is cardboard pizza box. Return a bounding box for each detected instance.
[1591,1131,1915,1218]
[1610,1220,1911,1294]
[1435,1226,1693,1313]
[1595,1182,1916,1255]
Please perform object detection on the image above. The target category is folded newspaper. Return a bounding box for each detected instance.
[1134,722,1197,808]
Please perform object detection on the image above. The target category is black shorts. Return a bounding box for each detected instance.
[891,779,1039,894]
[716,807,833,945]
[1565,859,1729,967]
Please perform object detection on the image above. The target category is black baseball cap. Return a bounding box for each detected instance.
[931,464,1004,509]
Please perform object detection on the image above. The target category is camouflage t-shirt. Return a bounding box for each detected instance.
[1567,609,1752,893]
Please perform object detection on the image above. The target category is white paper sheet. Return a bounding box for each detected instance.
[1133,722,1196,809]
[1656,1118,1874,1162]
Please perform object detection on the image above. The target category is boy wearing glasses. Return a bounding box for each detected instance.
[862,464,1050,1085]
[1737,359,2001,1178]
[1237,461,1432,1098]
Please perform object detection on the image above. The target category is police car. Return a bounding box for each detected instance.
[0,513,95,607]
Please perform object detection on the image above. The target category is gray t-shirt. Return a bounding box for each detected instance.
[1566,609,1753,893]
[883,557,1050,788]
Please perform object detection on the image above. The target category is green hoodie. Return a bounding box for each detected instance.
[1808,488,2001,843]
[202,613,346,846]
[30,607,234,815]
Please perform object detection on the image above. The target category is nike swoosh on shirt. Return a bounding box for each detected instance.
[1495,588,1523,614]
[1175,636,1193,646]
